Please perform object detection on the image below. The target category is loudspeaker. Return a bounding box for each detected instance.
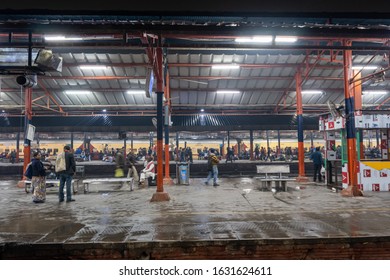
[34,49,63,72]
[16,75,37,88]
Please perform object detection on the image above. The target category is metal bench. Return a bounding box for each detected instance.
[82,178,134,193]
[255,165,295,192]
[25,179,79,194]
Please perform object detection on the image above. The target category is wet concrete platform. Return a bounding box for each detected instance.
[1,178,390,259]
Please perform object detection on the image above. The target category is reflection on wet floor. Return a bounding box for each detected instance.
[1,178,390,245]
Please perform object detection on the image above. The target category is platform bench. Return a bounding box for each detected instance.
[255,165,295,192]
[82,178,134,193]
[25,179,79,194]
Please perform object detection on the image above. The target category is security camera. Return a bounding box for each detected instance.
[16,75,37,88]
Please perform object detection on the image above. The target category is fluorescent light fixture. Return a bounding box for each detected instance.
[127,90,146,94]
[102,109,107,112]
[301,90,323,94]
[362,90,388,95]
[64,90,92,95]
[212,64,240,70]
[200,108,205,112]
[352,66,378,70]
[275,36,298,43]
[216,90,241,94]
[235,36,273,43]
[45,36,83,41]
[79,65,107,70]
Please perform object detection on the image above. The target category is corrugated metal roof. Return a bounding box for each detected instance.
[0,114,319,132]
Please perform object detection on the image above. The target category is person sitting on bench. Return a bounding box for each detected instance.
[139,156,155,186]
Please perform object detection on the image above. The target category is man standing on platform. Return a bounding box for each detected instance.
[310,146,324,183]
[57,145,76,202]
[205,148,220,187]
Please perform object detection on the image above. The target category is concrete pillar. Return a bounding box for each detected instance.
[277,129,281,157]
[70,132,74,150]
[250,130,254,160]
[16,132,20,162]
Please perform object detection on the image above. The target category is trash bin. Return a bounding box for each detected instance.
[176,162,190,185]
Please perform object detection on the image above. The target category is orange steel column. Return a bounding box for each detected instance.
[353,71,364,159]
[164,71,173,184]
[23,87,32,175]
[17,87,32,187]
[341,40,362,197]
[151,46,170,202]
[295,71,308,182]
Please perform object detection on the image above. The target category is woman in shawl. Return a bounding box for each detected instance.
[31,151,47,203]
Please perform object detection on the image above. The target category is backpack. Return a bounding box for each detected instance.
[24,163,33,179]
[55,152,66,173]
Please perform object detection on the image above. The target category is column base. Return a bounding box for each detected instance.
[163,177,174,185]
[296,176,309,182]
[341,186,363,197]
[17,180,26,188]
[150,192,170,202]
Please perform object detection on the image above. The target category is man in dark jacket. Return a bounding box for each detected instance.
[310,147,323,182]
[58,145,76,202]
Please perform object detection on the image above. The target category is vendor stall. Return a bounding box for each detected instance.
[320,111,390,192]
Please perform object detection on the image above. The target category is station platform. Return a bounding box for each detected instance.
[1,177,389,260]
[0,159,321,178]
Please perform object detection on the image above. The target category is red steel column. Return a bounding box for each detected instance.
[164,71,173,184]
[22,88,32,178]
[295,71,308,182]
[341,40,362,197]
[151,46,170,202]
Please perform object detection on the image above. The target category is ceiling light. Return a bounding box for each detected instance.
[362,90,388,95]
[235,36,273,43]
[351,66,378,70]
[216,90,241,94]
[212,64,240,70]
[127,90,146,94]
[45,36,83,41]
[102,109,107,112]
[275,36,298,43]
[200,108,204,112]
[79,65,107,70]
[301,90,323,94]
[64,90,92,95]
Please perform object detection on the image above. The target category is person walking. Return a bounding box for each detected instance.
[57,145,76,202]
[10,149,16,164]
[205,148,220,187]
[31,151,47,203]
[226,147,234,163]
[115,148,125,177]
[310,146,324,182]
[126,150,139,184]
